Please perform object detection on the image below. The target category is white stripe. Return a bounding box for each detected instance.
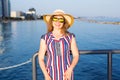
[60,41,65,78]
[56,56,59,80]
[47,35,51,44]
[49,40,54,79]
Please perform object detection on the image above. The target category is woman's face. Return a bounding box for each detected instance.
[52,15,64,30]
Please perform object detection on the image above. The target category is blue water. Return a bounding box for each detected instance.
[0,20,120,80]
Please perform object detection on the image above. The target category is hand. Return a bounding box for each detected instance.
[63,68,73,80]
[44,74,51,80]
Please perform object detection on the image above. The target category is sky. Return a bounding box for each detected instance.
[10,0,120,17]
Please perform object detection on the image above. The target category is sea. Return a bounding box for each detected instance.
[0,18,120,80]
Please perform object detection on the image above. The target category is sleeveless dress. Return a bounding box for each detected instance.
[41,32,75,80]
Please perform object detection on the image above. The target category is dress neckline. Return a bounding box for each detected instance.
[50,32,65,41]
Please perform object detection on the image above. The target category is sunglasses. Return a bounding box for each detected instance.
[52,17,64,23]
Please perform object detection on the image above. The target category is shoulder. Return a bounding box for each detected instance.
[67,32,75,38]
[41,32,52,40]
[64,32,76,43]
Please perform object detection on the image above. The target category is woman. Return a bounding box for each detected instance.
[38,9,79,80]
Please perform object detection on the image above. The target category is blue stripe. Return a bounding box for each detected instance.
[45,32,74,80]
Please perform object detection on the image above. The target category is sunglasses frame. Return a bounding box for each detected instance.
[52,17,65,23]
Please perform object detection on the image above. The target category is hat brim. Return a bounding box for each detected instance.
[43,14,74,27]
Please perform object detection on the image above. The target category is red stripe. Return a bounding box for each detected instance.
[61,40,65,73]
[58,56,61,80]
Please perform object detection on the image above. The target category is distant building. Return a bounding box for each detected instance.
[0,0,2,18]
[0,0,11,18]
[11,11,20,18]
[25,8,37,20]
[11,11,25,20]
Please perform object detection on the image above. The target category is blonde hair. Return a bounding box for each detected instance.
[47,15,70,35]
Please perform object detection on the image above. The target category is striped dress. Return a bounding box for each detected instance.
[41,32,75,80]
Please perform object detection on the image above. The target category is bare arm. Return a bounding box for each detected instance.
[69,36,79,70]
[38,39,51,80]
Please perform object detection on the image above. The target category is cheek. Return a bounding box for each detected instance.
[53,22,64,28]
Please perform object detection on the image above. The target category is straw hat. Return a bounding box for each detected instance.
[43,9,74,27]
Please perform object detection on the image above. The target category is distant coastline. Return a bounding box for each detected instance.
[0,16,43,23]
[0,16,120,25]
[75,17,120,25]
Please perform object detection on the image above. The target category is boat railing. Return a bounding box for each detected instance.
[32,50,120,80]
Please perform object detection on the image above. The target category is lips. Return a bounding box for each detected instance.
[54,23,62,27]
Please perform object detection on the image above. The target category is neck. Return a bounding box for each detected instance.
[52,30,64,38]
[53,29,62,34]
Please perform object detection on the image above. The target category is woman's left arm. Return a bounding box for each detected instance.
[69,35,79,71]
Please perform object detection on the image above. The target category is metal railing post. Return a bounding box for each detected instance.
[108,51,112,80]
[32,53,38,80]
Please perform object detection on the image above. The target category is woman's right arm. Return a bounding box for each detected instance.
[38,39,51,80]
